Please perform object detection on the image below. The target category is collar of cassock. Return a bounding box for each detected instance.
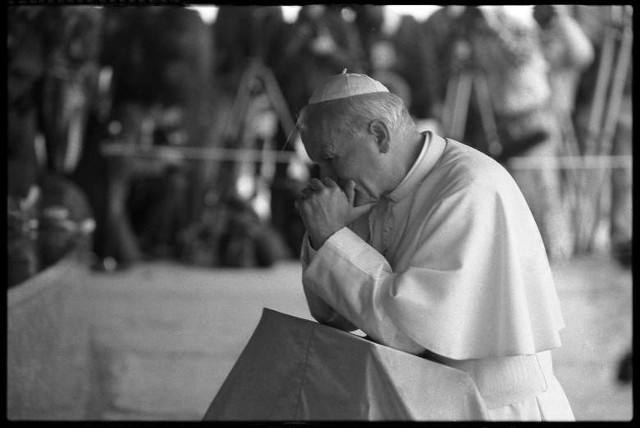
[385,131,447,202]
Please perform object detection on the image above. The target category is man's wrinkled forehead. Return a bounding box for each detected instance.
[301,122,337,160]
[299,103,338,138]
[299,110,341,158]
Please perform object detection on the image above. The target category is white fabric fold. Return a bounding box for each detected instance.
[301,133,565,360]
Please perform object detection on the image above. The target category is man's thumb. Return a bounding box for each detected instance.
[344,180,375,220]
[344,180,358,205]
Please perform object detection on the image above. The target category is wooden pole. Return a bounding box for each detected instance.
[442,73,459,135]
[585,8,633,250]
[583,7,617,155]
[473,72,501,157]
[449,72,473,141]
[573,6,619,252]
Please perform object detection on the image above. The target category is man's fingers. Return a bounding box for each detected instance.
[308,178,324,191]
[321,177,338,188]
[301,187,315,199]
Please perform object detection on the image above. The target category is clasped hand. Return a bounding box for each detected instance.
[295,178,375,250]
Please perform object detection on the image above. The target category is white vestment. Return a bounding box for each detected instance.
[301,131,574,421]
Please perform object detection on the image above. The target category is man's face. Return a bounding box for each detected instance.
[302,125,387,206]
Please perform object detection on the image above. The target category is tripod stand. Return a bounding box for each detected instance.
[441,40,502,158]
[562,6,633,253]
[204,59,298,219]
[221,59,296,146]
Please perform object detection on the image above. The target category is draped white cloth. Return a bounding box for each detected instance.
[204,309,491,421]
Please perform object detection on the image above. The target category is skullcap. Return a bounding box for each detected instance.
[308,69,389,104]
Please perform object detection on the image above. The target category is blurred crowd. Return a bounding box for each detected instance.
[7,5,632,286]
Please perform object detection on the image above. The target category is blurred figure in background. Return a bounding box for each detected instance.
[533,5,595,258]
[278,5,366,116]
[608,61,632,268]
[351,4,386,73]
[125,107,190,258]
[213,6,287,91]
[8,2,41,285]
[95,6,211,264]
[534,5,594,122]
[353,5,416,112]
[352,6,433,121]
[564,6,633,398]
[456,6,571,262]
[8,6,43,199]
[388,12,432,120]
[8,6,100,282]
[368,40,412,111]
[421,6,467,124]
[37,173,95,269]
[571,5,632,265]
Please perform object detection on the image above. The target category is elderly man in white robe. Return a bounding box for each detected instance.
[295,71,574,421]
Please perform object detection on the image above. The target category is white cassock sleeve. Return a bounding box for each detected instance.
[301,177,565,360]
[301,239,359,332]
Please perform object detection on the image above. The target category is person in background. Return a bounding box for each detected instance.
[352,6,434,121]
[213,6,287,92]
[8,6,41,285]
[533,4,595,259]
[295,71,574,421]
[352,5,425,120]
[421,6,467,124]
[277,5,366,115]
[459,6,571,262]
[351,4,386,74]
[8,6,44,203]
[369,40,412,111]
[386,12,432,120]
[534,5,595,121]
[571,5,632,265]
[95,7,211,265]
[8,6,101,277]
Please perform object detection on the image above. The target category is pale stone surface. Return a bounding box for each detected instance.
[549,255,632,421]
[81,261,311,420]
[7,252,93,420]
[8,254,632,421]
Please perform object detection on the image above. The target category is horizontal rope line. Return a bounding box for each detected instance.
[507,155,632,170]
[100,143,302,163]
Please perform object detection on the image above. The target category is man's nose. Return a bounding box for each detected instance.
[319,169,349,189]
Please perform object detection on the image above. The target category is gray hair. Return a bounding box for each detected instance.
[297,92,414,142]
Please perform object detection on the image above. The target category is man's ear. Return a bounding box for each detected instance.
[369,120,391,153]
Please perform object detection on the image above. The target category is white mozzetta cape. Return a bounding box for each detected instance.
[301,132,565,360]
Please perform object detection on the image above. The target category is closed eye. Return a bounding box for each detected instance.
[318,154,335,167]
